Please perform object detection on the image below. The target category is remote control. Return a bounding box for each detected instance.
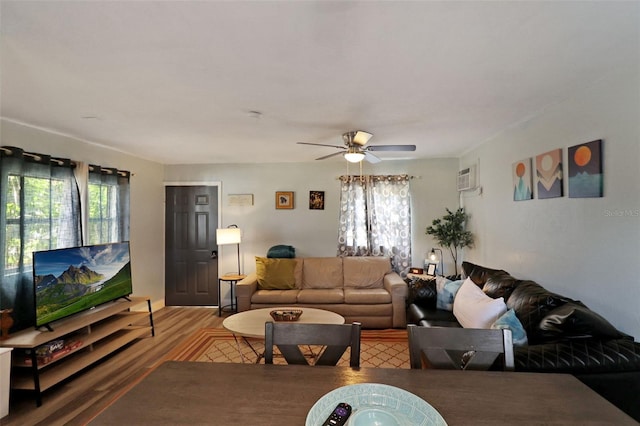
[321,402,352,426]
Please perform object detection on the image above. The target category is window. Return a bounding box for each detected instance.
[0,147,81,330]
[88,166,130,244]
[337,175,412,276]
[0,148,130,332]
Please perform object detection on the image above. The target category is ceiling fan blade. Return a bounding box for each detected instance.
[316,151,345,161]
[297,142,345,149]
[366,144,416,152]
[364,151,382,164]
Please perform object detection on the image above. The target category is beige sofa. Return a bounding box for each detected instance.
[236,256,408,329]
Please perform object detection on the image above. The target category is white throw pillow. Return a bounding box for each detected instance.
[453,277,508,329]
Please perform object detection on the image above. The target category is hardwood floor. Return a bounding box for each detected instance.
[3,307,225,426]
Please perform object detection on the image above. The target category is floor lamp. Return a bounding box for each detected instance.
[216,224,242,275]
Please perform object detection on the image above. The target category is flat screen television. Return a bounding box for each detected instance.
[32,242,133,329]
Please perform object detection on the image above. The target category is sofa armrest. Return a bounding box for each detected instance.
[236,273,257,312]
[384,272,408,328]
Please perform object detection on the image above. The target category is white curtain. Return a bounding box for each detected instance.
[337,175,412,276]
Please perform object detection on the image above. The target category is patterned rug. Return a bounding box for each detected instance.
[165,328,410,368]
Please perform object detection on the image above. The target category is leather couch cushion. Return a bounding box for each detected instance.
[343,257,391,288]
[251,289,299,304]
[505,280,573,343]
[461,261,509,286]
[297,288,344,304]
[408,303,459,325]
[538,302,625,341]
[302,257,343,289]
[514,339,640,373]
[344,288,391,304]
[406,276,436,309]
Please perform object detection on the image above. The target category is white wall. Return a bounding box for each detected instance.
[164,159,460,278]
[0,119,166,311]
[460,65,640,338]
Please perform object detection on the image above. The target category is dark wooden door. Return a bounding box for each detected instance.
[165,185,219,306]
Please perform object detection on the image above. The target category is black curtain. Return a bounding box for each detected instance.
[0,146,81,332]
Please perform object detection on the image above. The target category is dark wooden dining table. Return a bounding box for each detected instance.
[89,361,636,425]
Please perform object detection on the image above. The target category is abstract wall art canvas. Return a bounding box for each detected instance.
[568,139,603,198]
[536,149,563,199]
[513,158,533,201]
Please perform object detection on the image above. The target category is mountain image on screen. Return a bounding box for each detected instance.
[33,242,133,327]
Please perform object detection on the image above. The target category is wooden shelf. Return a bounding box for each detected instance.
[0,296,154,405]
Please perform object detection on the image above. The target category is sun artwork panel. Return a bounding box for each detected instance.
[536,149,563,199]
[513,158,533,201]
[568,139,603,198]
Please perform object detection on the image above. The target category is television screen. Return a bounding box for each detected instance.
[33,242,133,328]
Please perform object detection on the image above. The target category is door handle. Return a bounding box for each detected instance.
[210,250,218,259]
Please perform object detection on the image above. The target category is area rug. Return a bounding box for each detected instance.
[165,327,410,368]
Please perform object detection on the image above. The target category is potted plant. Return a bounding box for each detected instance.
[425,208,474,276]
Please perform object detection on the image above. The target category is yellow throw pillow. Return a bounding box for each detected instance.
[255,256,296,290]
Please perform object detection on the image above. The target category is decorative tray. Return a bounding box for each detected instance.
[269,309,303,322]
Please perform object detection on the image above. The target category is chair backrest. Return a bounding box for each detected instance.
[264,321,361,367]
[407,324,514,371]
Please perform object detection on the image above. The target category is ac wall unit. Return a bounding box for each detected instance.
[457,165,476,191]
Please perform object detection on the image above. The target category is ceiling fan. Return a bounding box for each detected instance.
[297,131,416,163]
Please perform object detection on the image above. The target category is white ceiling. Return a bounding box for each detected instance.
[1,1,638,165]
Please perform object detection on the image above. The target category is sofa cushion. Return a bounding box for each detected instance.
[461,261,510,286]
[436,277,464,311]
[343,256,391,288]
[297,288,344,304]
[537,302,625,341]
[406,276,436,309]
[492,309,528,346]
[302,257,343,289]
[344,288,391,304]
[255,257,297,290]
[506,280,573,343]
[453,278,507,329]
[251,289,299,304]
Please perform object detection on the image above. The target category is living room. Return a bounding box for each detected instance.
[1,1,639,424]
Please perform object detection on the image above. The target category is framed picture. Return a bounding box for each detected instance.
[568,139,603,198]
[309,191,325,210]
[512,158,533,201]
[227,194,254,206]
[426,263,437,276]
[275,191,294,209]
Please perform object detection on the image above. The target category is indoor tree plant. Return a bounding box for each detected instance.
[425,207,474,276]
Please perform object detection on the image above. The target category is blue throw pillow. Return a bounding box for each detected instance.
[491,309,528,346]
[436,278,464,311]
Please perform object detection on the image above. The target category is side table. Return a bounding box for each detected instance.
[218,274,246,316]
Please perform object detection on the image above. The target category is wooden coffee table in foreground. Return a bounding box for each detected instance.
[222,307,345,363]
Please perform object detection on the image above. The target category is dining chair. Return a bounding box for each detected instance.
[407,324,514,371]
[264,321,362,367]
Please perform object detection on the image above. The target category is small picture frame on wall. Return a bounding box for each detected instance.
[309,191,325,210]
[275,191,294,209]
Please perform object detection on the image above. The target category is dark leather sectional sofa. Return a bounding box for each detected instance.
[407,261,640,421]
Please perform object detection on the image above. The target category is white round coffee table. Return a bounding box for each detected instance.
[222,307,345,363]
[223,307,345,338]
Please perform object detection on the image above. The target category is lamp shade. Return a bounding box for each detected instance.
[344,152,365,163]
[216,227,241,245]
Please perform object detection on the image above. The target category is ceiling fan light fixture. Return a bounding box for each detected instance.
[344,151,365,163]
[352,131,373,146]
